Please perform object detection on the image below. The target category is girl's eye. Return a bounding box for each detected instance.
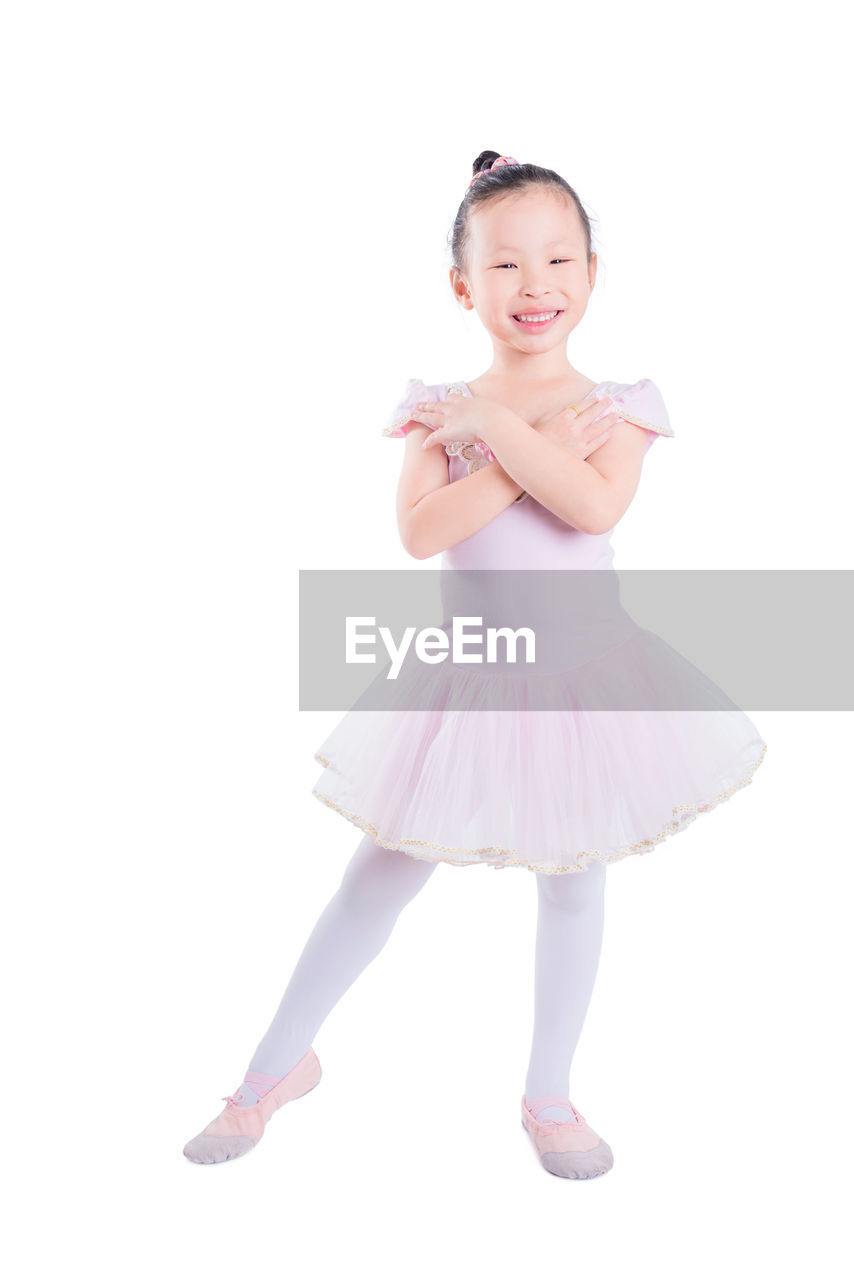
[495,259,572,268]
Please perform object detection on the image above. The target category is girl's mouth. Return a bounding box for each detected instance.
[512,310,563,332]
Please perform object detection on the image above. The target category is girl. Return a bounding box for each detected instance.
[183,152,767,1179]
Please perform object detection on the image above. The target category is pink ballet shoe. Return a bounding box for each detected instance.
[521,1094,614,1179]
[183,1048,322,1164]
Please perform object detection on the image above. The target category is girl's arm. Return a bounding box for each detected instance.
[480,411,647,535]
[397,424,524,560]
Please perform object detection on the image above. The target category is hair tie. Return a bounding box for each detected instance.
[468,155,521,190]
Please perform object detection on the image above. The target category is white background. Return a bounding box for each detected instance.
[2,1,851,1277]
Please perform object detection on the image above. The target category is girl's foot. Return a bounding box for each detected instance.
[183,1047,321,1164]
[520,1094,614,1179]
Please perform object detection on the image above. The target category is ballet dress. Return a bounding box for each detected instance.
[311,376,767,875]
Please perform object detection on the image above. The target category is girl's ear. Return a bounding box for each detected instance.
[449,266,473,310]
[587,252,598,292]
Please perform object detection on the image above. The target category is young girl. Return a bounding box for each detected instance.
[183,152,767,1180]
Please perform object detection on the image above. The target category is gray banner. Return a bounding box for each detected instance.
[298,569,854,711]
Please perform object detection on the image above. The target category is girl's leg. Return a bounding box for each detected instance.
[234,832,439,1102]
[524,860,607,1123]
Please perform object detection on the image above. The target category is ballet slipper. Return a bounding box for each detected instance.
[183,1047,322,1164]
[520,1094,614,1179]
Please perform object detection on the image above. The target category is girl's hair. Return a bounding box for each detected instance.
[449,150,596,275]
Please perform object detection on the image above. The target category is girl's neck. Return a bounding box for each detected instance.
[467,365,597,400]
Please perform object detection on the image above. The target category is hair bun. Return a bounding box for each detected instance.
[468,155,521,190]
[472,150,502,177]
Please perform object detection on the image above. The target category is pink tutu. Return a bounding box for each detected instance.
[311,376,768,875]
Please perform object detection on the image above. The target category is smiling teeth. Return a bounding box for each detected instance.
[515,311,558,321]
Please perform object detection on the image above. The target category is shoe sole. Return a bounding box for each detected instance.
[521,1118,614,1179]
[183,1074,323,1165]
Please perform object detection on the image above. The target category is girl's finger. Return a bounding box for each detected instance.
[578,391,603,408]
[586,411,619,430]
[571,398,600,418]
[580,400,616,421]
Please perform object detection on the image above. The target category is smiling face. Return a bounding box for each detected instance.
[451,186,597,359]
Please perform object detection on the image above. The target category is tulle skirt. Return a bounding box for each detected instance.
[311,617,767,875]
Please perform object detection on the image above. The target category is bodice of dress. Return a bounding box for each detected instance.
[381,376,674,572]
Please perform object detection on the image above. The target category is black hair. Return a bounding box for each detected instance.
[449,150,596,276]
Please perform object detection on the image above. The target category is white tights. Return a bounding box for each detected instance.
[242,834,606,1122]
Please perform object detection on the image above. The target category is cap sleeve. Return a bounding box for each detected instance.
[610,378,674,453]
[381,378,438,438]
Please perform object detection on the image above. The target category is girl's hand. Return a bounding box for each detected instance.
[532,392,621,459]
[410,396,506,451]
